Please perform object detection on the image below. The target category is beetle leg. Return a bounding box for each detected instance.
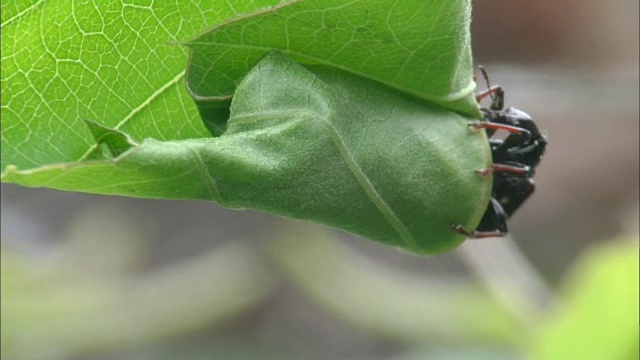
[452,198,509,238]
[452,224,507,238]
[492,163,531,175]
[475,85,502,103]
[475,163,531,177]
[469,121,530,136]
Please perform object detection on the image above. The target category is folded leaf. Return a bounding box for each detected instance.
[2,53,491,254]
[186,0,478,135]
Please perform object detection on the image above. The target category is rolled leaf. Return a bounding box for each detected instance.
[2,0,489,254]
[3,52,491,254]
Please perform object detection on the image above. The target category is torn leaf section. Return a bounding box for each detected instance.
[84,120,138,158]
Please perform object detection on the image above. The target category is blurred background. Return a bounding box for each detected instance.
[2,1,638,359]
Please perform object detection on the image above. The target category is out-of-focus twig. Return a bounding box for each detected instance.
[456,236,556,325]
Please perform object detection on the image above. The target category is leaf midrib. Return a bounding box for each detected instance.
[1,0,44,27]
[227,108,418,249]
[310,113,418,251]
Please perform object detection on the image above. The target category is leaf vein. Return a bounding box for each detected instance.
[183,143,222,202]
[1,0,44,27]
[78,70,186,161]
[313,116,418,250]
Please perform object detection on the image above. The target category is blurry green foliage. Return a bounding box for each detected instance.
[1,205,276,360]
[530,238,639,360]
[2,216,637,359]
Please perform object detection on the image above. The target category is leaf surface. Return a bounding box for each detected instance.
[186,0,478,135]
[2,1,486,253]
[3,53,490,253]
[1,0,283,171]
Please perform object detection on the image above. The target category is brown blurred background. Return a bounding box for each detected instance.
[2,1,638,359]
[472,0,639,279]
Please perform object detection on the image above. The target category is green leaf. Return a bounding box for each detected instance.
[1,0,283,171]
[3,53,491,254]
[83,120,138,158]
[1,240,276,359]
[2,1,487,254]
[186,0,478,136]
[530,239,640,360]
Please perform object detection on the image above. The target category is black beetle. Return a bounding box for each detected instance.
[454,66,547,238]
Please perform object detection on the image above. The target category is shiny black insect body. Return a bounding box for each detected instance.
[454,67,547,238]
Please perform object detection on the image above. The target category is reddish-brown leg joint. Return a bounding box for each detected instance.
[469,122,526,134]
[475,164,531,177]
[492,163,531,175]
[475,85,502,103]
[451,224,506,239]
